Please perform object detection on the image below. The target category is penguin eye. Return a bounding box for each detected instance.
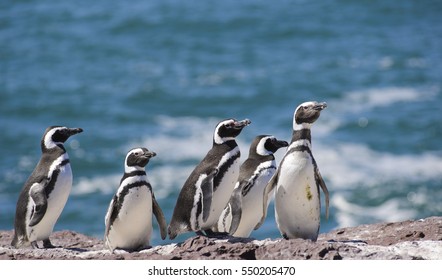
[134,152,140,156]
[302,106,308,110]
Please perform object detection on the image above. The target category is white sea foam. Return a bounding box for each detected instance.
[72,116,252,197]
[314,142,442,189]
[72,108,441,233]
[73,112,442,199]
[332,193,417,228]
[331,87,437,113]
[73,174,121,195]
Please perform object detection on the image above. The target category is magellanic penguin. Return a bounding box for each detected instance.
[168,118,251,239]
[258,101,330,241]
[214,135,288,237]
[12,126,83,248]
[104,147,167,252]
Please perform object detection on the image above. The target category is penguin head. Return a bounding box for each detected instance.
[42,126,83,151]
[254,135,289,156]
[293,101,327,130]
[125,147,156,170]
[213,118,251,145]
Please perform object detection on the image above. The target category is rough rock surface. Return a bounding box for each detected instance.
[1,216,441,260]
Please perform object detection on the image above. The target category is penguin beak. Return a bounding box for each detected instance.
[313,102,327,111]
[233,119,251,129]
[67,128,83,136]
[274,139,289,149]
[142,151,156,158]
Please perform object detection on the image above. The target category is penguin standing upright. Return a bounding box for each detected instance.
[104,147,167,252]
[215,135,288,237]
[258,101,330,241]
[168,118,251,239]
[12,126,83,248]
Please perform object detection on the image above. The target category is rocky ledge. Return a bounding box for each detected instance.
[1,216,441,260]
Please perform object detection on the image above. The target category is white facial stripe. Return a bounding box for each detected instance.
[256,136,273,156]
[44,127,66,150]
[214,119,235,145]
[124,148,146,172]
[293,121,313,131]
[293,101,317,130]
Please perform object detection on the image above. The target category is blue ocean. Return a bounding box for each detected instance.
[1,0,441,246]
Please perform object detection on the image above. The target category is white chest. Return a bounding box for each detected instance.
[107,185,153,250]
[202,149,240,229]
[28,154,73,241]
[274,150,321,240]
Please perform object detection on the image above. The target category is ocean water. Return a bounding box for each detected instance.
[1,0,441,246]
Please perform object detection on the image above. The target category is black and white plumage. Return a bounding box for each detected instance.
[104,147,167,252]
[258,101,330,241]
[214,135,288,237]
[12,126,83,248]
[168,118,251,240]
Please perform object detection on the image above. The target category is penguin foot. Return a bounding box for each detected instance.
[43,239,56,249]
[31,241,39,249]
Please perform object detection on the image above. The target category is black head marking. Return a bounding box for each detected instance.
[42,126,83,151]
[264,136,289,154]
[294,101,327,125]
[252,135,289,156]
[214,118,251,145]
[125,147,156,168]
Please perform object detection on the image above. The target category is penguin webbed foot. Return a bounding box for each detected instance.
[42,239,56,249]
[31,241,39,249]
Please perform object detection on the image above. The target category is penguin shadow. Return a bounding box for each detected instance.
[62,242,96,253]
[176,231,255,248]
[64,247,89,253]
[216,233,256,244]
[326,239,368,244]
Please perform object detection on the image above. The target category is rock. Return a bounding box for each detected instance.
[1,216,441,260]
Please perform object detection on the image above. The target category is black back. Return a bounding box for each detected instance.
[170,140,239,227]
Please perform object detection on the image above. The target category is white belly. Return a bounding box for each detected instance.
[202,158,240,229]
[28,162,72,242]
[106,187,153,250]
[234,167,275,237]
[275,151,320,240]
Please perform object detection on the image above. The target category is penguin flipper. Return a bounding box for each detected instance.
[254,170,279,230]
[201,168,218,223]
[28,178,49,227]
[227,185,244,235]
[152,193,168,240]
[314,167,330,219]
[104,195,117,238]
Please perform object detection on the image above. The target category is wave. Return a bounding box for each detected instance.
[72,115,442,196]
[314,142,442,189]
[329,86,438,113]
[332,193,417,228]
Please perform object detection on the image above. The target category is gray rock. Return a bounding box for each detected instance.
[1,216,441,260]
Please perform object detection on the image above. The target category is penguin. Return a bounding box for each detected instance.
[214,135,288,237]
[104,147,167,252]
[11,126,83,248]
[168,118,251,239]
[257,101,330,241]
